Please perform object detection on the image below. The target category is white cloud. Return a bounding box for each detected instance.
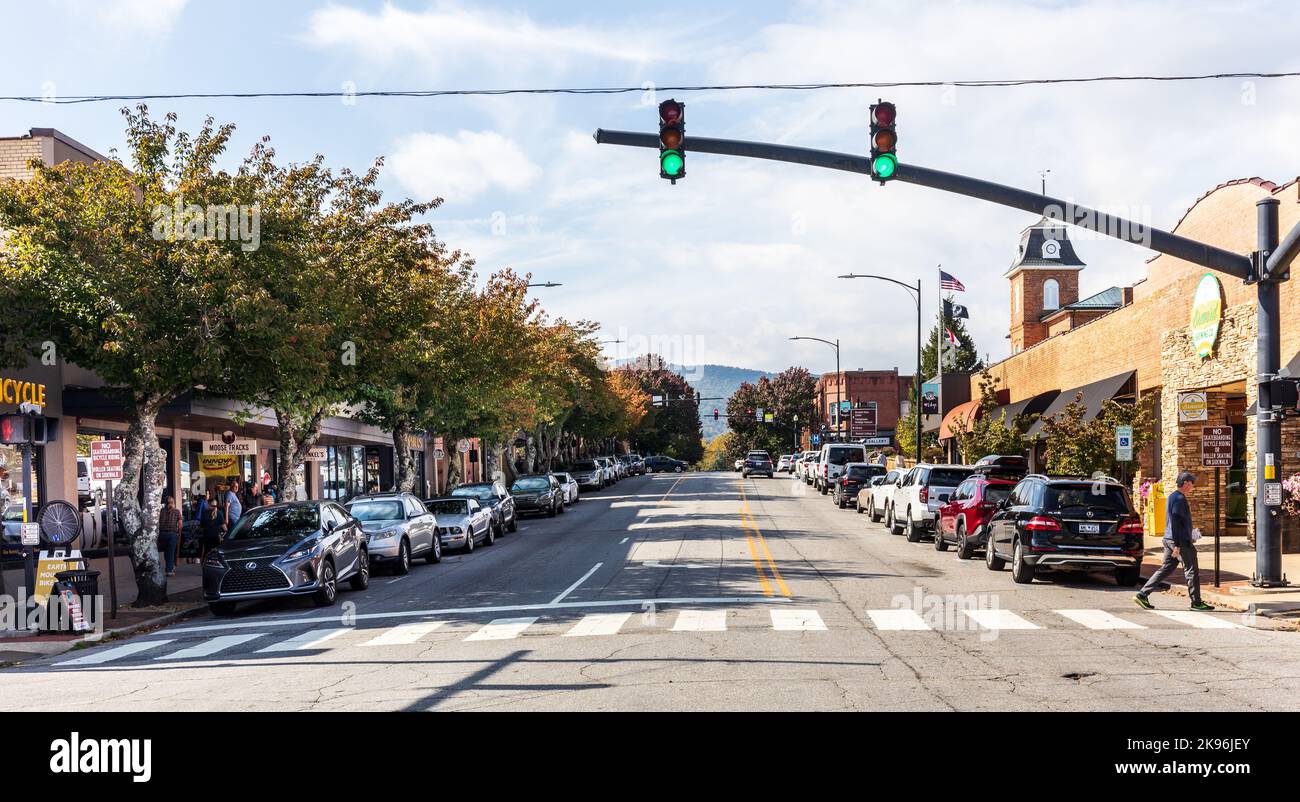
[388,130,541,203]
[81,0,188,36]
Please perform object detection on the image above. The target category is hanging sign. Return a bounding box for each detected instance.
[203,439,256,456]
[1178,392,1209,422]
[1190,273,1224,358]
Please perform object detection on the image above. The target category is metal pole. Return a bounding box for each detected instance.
[915,280,923,462]
[835,339,842,443]
[21,443,34,601]
[1215,466,1222,588]
[106,478,118,618]
[1254,198,1286,587]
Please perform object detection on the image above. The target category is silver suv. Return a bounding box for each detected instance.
[346,493,440,574]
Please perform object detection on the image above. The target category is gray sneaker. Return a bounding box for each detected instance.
[1133,594,1154,610]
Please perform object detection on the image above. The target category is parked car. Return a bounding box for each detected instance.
[597,457,619,484]
[865,469,904,523]
[571,458,607,491]
[645,455,686,473]
[816,443,868,495]
[425,497,495,553]
[985,474,1145,586]
[618,454,643,476]
[936,472,1019,558]
[742,450,774,478]
[553,472,580,505]
[202,501,369,615]
[794,451,817,480]
[346,493,441,574]
[449,481,518,535]
[833,462,886,509]
[802,452,822,485]
[510,474,565,517]
[888,464,975,542]
[776,454,795,473]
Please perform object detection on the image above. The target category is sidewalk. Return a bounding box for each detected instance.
[1140,534,1300,622]
[0,554,207,664]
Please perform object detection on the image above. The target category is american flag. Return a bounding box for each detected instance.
[944,327,959,345]
[939,270,966,292]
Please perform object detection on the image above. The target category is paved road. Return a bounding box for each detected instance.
[3,471,1298,711]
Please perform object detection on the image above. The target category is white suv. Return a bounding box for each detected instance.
[887,464,975,542]
[865,468,904,523]
[815,443,868,495]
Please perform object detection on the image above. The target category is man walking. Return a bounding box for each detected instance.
[1135,471,1215,611]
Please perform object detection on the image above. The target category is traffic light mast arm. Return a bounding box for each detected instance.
[593,129,1253,279]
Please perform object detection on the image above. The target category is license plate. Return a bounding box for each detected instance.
[1078,523,1101,534]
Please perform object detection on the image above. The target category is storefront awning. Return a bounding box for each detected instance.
[1026,371,1136,438]
[989,389,1061,432]
[939,400,981,440]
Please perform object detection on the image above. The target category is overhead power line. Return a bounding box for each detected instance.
[5,71,1300,104]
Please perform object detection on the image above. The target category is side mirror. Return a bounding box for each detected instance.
[938,493,951,503]
[323,519,336,532]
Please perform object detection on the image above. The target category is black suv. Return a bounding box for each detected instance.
[984,475,1145,586]
[645,456,686,473]
[742,451,774,478]
[835,462,886,509]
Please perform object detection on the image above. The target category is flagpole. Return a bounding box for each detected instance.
[936,264,944,460]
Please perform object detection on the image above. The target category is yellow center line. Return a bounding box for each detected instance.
[736,478,791,597]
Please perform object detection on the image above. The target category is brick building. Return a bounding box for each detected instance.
[976,176,1300,551]
[811,369,914,448]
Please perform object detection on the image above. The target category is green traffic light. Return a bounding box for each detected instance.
[872,153,897,179]
[661,150,684,177]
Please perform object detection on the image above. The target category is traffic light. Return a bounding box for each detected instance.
[713,408,720,421]
[659,99,685,183]
[869,100,897,183]
[1272,377,1300,415]
[0,414,47,445]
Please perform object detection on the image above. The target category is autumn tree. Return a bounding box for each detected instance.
[725,366,817,459]
[1040,392,1156,477]
[622,356,704,463]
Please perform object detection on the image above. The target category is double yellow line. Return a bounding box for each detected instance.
[737,479,790,597]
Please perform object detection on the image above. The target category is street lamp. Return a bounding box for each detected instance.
[790,335,841,443]
[526,282,563,288]
[838,273,923,462]
[792,413,800,453]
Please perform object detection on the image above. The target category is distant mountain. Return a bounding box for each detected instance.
[611,361,774,441]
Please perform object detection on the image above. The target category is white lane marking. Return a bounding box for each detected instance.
[466,617,538,641]
[564,612,632,637]
[166,595,791,636]
[619,537,629,544]
[362,621,446,646]
[672,609,727,632]
[963,609,1040,630]
[156,633,264,660]
[771,609,827,631]
[57,640,175,666]
[550,562,603,605]
[1055,609,1146,630]
[386,576,407,585]
[1152,610,1243,629]
[256,628,349,653]
[866,609,932,631]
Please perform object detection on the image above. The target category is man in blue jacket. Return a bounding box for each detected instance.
[1135,471,1215,611]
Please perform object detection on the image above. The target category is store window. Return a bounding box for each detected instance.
[0,442,42,520]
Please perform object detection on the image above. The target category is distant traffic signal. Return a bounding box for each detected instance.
[869,100,897,183]
[659,99,685,183]
[713,408,720,420]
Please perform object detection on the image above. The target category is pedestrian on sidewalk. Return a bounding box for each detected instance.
[224,478,243,534]
[1135,471,1215,612]
[200,490,224,559]
[158,495,182,577]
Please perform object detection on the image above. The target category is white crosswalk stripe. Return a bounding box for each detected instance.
[770,609,827,631]
[564,612,632,637]
[1151,610,1242,629]
[157,633,265,660]
[256,628,349,653]
[1055,609,1146,630]
[962,609,1040,630]
[362,622,445,646]
[866,609,932,630]
[57,640,174,666]
[672,609,727,631]
[465,617,538,641]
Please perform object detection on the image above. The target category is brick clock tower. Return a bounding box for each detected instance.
[1006,217,1085,353]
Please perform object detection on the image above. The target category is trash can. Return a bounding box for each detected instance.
[49,568,100,634]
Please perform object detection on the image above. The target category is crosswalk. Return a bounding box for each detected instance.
[51,606,1250,668]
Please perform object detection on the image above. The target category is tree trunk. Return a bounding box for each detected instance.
[275,407,326,503]
[115,396,167,606]
[392,415,417,492]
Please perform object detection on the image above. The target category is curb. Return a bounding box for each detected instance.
[1,602,207,665]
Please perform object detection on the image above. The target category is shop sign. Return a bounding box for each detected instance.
[0,377,47,409]
[860,436,891,447]
[202,439,256,456]
[305,447,328,462]
[1190,273,1224,358]
[33,554,74,606]
[199,455,240,477]
[1178,392,1209,422]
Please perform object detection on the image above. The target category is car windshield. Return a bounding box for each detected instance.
[551,474,569,483]
[826,448,863,466]
[928,469,973,487]
[575,460,599,470]
[347,500,404,521]
[224,506,320,542]
[426,499,469,515]
[451,485,494,500]
[512,477,549,492]
[1045,485,1132,513]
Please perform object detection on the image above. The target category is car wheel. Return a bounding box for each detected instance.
[675,466,683,473]
[393,539,411,575]
[483,522,495,547]
[837,493,847,509]
[933,525,949,552]
[955,522,975,560]
[819,482,828,496]
[905,508,923,543]
[547,501,558,518]
[349,549,370,591]
[426,536,442,564]
[869,498,882,523]
[888,505,903,535]
[208,601,237,616]
[1011,538,1035,584]
[312,560,338,607]
[558,500,567,514]
[856,499,865,515]
[507,515,518,533]
[985,535,1006,571]
[1114,564,1141,587]
[464,530,475,553]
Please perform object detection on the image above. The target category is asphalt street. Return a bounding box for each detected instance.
[3,471,1298,711]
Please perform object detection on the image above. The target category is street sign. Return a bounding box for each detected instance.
[20,522,39,546]
[839,400,852,413]
[457,439,471,454]
[89,439,124,481]
[763,411,774,423]
[1200,425,1234,468]
[810,434,821,446]
[755,407,764,421]
[1115,425,1134,462]
[1178,391,1209,422]
[1265,482,1283,506]
[849,405,878,438]
[433,448,445,460]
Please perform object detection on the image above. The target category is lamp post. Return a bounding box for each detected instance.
[792,413,800,453]
[790,336,841,443]
[838,274,923,462]
[526,282,563,288]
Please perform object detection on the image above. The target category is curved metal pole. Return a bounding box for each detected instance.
[791,336,841,442]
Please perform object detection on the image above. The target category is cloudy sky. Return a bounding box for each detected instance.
[4,0,1299,376]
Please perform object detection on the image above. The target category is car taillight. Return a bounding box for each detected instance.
[1118,518,1144,535]
[919,487,928,504]
[1024,516,1061,531]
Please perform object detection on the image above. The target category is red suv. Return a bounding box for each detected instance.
[936,474,1018,559]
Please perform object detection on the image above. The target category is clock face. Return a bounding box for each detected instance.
[1041,238,1061,259]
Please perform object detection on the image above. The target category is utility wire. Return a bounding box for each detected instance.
[5,71,1300,104]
